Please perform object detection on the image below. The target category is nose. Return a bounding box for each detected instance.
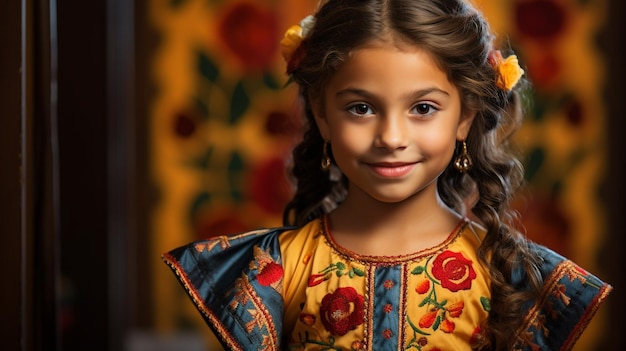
[374,114,408,151]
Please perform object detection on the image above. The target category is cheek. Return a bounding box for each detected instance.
[330,135,369,159]
[416,131,457,158]
[328,126,372,160]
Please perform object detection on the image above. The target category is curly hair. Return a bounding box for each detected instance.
[282,0,542,349]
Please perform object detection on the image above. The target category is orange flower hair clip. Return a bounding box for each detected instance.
[280,15,315,74]
[488,50,525,92]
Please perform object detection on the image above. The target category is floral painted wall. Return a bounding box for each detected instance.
[149,0,610,349]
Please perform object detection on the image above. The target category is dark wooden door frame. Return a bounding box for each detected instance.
[0,0,61,350]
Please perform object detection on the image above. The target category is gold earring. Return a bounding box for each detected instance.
[454,140,472,173]
[321,140,331,171]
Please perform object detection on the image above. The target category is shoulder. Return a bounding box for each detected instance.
[162,225,295,350]
[513,243,612,350]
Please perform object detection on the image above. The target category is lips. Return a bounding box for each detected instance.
[367,162,416,177]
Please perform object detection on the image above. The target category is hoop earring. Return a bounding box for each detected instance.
[321,141,331,171]
[454,140,472,173]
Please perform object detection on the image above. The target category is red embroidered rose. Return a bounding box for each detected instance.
[257,261,283,286]
[431,250,476,292]
[320,287,365,336]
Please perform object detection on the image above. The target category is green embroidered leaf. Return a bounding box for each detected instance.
[336,262,346,270]
[352,268,365,276]
[411,266,425,275]
[433,315,441,331]
[480,296,491,312]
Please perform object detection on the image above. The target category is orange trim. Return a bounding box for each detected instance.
[561,283,612,350]
[514,260,613,350]
[162,253,243,351]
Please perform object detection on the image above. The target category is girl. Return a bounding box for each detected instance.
[163,0,611,350]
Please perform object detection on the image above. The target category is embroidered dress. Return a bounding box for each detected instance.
[163,215,611,351]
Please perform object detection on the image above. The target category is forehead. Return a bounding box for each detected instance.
[325,41,458,99]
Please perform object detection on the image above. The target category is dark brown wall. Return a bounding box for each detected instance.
[0,0,27,350]
[604,0,625,349]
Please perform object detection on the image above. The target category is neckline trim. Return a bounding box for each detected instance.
[320,214,469,265]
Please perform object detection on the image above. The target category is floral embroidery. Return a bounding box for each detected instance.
[431,250,476,292]
[382,328,393,339]
[406,250,488,349]
[299,313,316,326]
[469,326,486,348]
[250,246,283,291]
[320,287,365,336]
[415,279,430,294]
[351,340,365,351]
[447,301,465,318]
[307,262,365,287]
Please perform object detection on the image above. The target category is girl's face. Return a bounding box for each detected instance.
[314,42,475,204]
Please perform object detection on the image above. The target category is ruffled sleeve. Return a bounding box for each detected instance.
[514,243,612,350]
[162,227,292,351]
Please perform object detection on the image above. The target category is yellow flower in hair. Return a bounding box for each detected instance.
[489,50,525,91]
[280,15,315,68]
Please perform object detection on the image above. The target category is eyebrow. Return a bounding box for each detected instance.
[335,87,451,100]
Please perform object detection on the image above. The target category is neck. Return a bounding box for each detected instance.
[329,182,462,239]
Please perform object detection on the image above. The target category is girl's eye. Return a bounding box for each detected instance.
[412,103,437,116]
[348,103,374,116]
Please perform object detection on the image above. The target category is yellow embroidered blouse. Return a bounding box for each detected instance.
[280,215,490,350]
[163,214,611,351]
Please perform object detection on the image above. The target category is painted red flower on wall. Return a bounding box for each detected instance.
[248,157,294,215]
[320,287,365,336]
[431,250,476,292]
[514,0,568,42]
[218,2,279,70]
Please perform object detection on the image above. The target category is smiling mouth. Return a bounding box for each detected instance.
[367,162,416,177]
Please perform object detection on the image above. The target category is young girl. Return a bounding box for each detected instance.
[163,0,612,350]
